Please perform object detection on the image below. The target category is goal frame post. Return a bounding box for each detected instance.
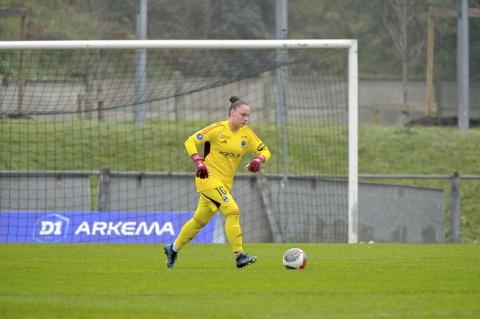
[0,39,358,243]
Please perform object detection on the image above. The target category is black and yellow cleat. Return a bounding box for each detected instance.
[236,253,257,268]
[164,244,177,269]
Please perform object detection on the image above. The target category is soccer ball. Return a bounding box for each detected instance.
[282,248,307,269]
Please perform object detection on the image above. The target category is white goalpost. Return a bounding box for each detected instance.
[0,39,358,244]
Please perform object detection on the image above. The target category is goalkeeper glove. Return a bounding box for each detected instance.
[191,153,209,179]
[247,155,265,173]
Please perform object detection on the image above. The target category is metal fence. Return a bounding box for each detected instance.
[0,170,453,243]
[360,172,480,243]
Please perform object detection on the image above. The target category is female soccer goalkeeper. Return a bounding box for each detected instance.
[164,96,271,269]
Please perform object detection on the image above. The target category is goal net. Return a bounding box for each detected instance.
[0,40,358,244]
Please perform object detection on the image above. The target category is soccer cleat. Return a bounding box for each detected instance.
[236,253,257,268]
[164,244,177,269]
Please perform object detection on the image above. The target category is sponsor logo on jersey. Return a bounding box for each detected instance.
[222,196,229,203]
[241,140,247,149]
[219,150,241,159]
[196,133,204,140]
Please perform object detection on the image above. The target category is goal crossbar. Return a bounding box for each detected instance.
[0,39,356,50]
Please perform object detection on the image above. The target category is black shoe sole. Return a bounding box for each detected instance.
[236,256,257,268]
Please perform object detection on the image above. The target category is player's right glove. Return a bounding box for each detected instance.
[191,153,209,179]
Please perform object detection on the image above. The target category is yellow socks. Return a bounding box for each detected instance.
[225,211,242,253]
[174,216,205,250]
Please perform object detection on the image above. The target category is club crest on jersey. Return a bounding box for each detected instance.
[222,196,229,203]
[241,140,247,149]
[196,133,204,140]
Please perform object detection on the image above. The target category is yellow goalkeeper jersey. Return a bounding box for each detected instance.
[184,120,271,192]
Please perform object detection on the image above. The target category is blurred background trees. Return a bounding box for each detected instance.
[0,0,478,80]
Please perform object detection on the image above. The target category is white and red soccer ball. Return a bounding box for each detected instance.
[282,248,307,270]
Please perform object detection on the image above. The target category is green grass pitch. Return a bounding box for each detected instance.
[1,243,479,319]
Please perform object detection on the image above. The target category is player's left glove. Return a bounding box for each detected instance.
[247,155,265,173]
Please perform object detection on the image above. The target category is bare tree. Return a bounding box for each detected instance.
[383,0,426,104]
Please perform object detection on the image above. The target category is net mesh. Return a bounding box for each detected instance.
[0,46,349,243]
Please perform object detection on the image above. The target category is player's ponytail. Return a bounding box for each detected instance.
[229,96,248,116]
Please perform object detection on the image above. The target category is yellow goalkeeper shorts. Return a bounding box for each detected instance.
[199,185,240,217]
